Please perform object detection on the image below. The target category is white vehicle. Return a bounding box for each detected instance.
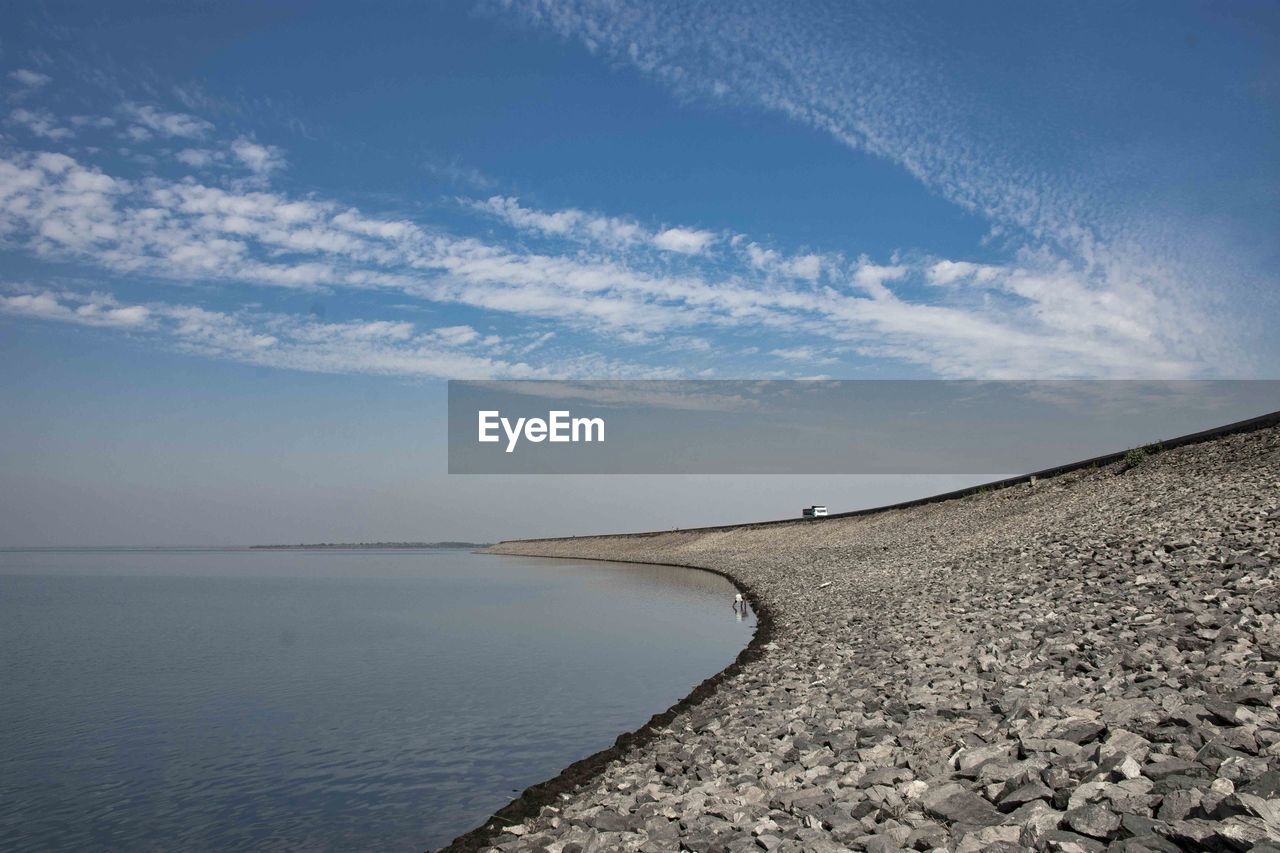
[802,505,828,518]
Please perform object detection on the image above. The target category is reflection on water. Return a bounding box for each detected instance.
[0,550,754,851]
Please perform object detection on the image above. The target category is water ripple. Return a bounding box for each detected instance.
[0,550,753,851]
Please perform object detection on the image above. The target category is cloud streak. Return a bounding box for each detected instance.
[473,195,717,255]
[120,102,213,140]
[9,108,73,140]
[0,290,149,328]
[231,137,286,176]
[0,93,1238,380]
[0,287,646,380]
[8,69,52,89]
[489,0,1260,375]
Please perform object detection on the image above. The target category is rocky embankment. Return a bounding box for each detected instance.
[460,425,1280,852]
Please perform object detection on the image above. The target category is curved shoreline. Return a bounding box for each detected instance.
[442,559,774,852]
[446,418,1280,852]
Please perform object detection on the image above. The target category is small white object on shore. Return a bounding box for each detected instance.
[817,581,832,589]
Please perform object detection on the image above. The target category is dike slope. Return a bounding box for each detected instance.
[452,424,1280,852]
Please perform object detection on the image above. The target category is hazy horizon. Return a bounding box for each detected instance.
[2,1,1276,546]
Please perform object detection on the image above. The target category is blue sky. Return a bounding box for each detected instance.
[1,1,1277,543]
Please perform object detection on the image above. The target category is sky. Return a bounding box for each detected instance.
[1,1,1277,545]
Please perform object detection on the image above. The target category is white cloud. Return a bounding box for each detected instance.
[488,0,1252,375]
[9,108,72,140]
[231,137,286,175]
[927,260,1000,286]
[492,1,1088,258]
[477,196,724,259]
[8,69,52,89]
[474,195,645,247]
[69,115,116,129]
[0,116,1225,380]
[480,197,820,279]
[430,324,481,346]
[652,226,715,254]
[0,288,667,380]
[0,290,150,328]
[769,346,836,364]
[745,243,777,269]
[744,242,822,280]
[784,254,822,281]
[852,260,906,299]
[175,148,219,169]
[120,102,212,139]
[478,195,580,236]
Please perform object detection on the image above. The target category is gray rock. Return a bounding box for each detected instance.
[1064,802,1121,839]
[1142,758,1206,780]
[1239,770,1280,799]
[475,425,1280,852]
[1107,836,1183,853]
[1157,818,1220,846]
[1040,829,1107,852]
[1203,700,1246,727]
[918,781,966,812]
[956,742,1016,774]
[1010,802,1064,847]
[903,821,948,851]
[1217,754,1270,783]
[862,835,906,853]
[1051,720,1108,745]
[1110,754,1144,781]
[588,810,635,833]
[1101,730,1153,762]
[1215,816,1272,850]
[953,824,1018,851]
[1156,788,1202,821]
[924,791,1004,828]
[1119,813,1168,837]
[859,767,913,787]
[997,780,1053,811]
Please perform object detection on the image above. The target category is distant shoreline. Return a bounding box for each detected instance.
[249,542,493,550]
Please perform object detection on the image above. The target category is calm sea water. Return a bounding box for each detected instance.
[0,549,754,851]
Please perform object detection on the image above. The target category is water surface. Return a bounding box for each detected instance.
[0,549,753,851]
